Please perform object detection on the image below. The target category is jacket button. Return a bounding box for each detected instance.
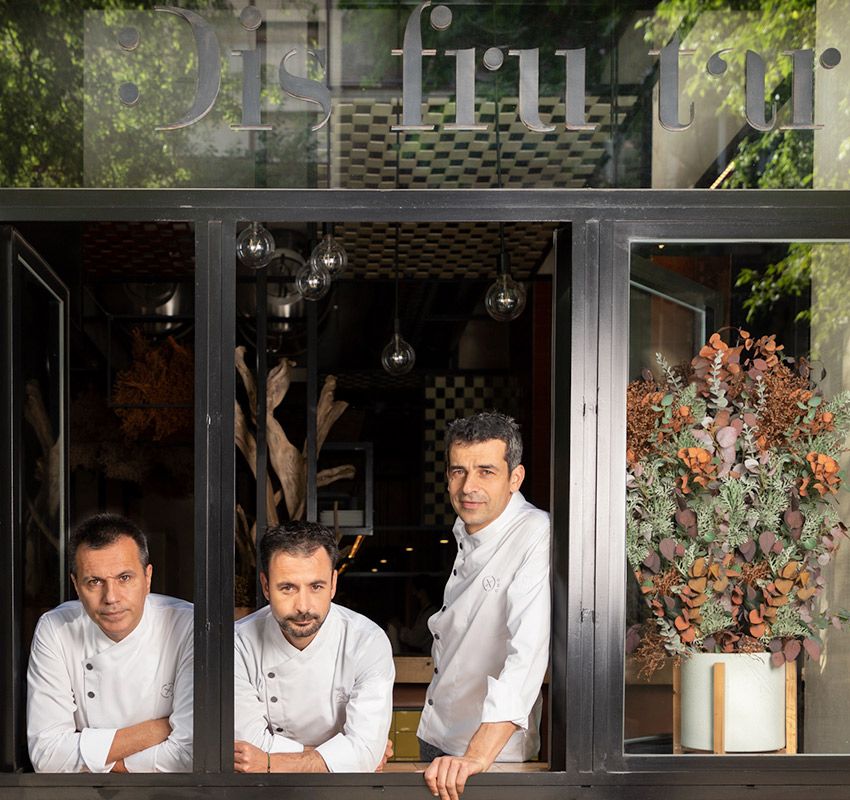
[441,606,446,612]
[428,699,434,706]
[434,667,439,674]
[434,633,440,640]
[85,663,93,670]
[270,696,278,703]
[452,569,457,576]
[276,727,283,733]
[87,691,95,698]
[268,672,275,679]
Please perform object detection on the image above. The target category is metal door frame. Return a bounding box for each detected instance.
[0,189,848,798]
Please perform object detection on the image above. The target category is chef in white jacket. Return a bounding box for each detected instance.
[418,412,550,800]
[233,521,394,773]
[27,513,193,773]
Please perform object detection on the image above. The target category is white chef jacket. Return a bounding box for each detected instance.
[234,602,394,772]
[417,491,550,761]
[27,593,193,773]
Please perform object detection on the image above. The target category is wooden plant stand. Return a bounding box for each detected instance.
[672,660,797,754]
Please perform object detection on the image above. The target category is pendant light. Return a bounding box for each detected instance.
[236,222,275,269]
[295,257,332,301]
[485,224,526,321]
[309,222,348,277]
[381,223,415,375]
[484,98,526,322]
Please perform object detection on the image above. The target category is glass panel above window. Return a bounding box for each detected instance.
[625,240,850,756]
[1,1,847,188]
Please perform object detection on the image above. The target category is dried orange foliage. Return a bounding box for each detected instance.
[113,329,193,441]
[626,382,663,465]
[802,452,841,497]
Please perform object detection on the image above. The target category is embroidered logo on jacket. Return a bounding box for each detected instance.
[161,682,174,698]
[482,575,500,592]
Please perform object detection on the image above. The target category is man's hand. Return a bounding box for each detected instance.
[375,738,394,772]
[233,740,268,773]
[423,754,487,800]
[233,741,329,773]
[421,722,518,798]
[111,759,128,773]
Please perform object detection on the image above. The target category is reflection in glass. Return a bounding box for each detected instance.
[20,262,65,646]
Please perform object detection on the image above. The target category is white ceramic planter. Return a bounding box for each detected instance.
[680,652,786,752]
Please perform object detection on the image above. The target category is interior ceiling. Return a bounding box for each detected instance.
[79,88,638,280]
[326,95,637,191]
[82,220,556,282]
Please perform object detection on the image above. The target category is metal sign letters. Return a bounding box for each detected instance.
[119,4,841,136]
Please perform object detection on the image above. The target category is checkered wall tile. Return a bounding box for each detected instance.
[334,220,555,281]
[322,95,636,190]
[423,375,522,527]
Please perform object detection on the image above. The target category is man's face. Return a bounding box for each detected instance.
[261,548,337,650]
[447,439,525,534]
[71,535,152,642]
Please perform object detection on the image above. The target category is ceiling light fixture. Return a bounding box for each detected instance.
[485,223,527,321]
[236,222,275,269]
[484,98,526,322]
[381,223,416,375]
[309,222,348,277]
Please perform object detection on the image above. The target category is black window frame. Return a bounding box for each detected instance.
[0,189,847,799]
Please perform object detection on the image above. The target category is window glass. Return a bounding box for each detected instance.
[231,219,554,770]
[625,240,850,755]
[2,1,846,188]
[8,221,196,772]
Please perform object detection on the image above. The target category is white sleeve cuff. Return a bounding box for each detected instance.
[79,727,118,773]
[270,735,304,754]
[315,733,363,773]
[122,745,156,772]
[480,676,529,730]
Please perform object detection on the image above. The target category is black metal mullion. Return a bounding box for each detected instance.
[306,297,318,522]
[0,233,22,772]
[255,265,268,606]
[559,218,601,775]
[594,219,628,773]
[194,219,236,773]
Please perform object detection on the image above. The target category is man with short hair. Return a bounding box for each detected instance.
[27,513,193,773]
[233,521,394,773]
[418,411,551,799]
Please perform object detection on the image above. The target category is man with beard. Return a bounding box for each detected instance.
[233,522,394,773]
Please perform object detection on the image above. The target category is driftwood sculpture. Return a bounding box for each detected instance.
[233,346,355,584]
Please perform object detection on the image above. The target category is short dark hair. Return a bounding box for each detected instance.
[260,521,340,575]
[69,513,150,576]
[445,411,523,472]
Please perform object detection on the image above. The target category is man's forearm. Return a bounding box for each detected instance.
[270,749,328,773]
[464,721,520,769]
[106,718,171,764]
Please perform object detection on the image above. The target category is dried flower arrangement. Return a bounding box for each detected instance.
[627,329,850,678]
[113,329,193,441]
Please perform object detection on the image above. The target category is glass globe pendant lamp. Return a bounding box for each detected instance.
[309,223,348,278]
[236,222,275,269]
[381,319,416,375]
[485,228,526,322]
[295,261,332,301]
[381,224,415,375]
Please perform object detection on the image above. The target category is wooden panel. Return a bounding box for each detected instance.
[712,662,725,754]
[785,661,797,754]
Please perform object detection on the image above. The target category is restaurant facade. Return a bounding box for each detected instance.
[2,0,850,797]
